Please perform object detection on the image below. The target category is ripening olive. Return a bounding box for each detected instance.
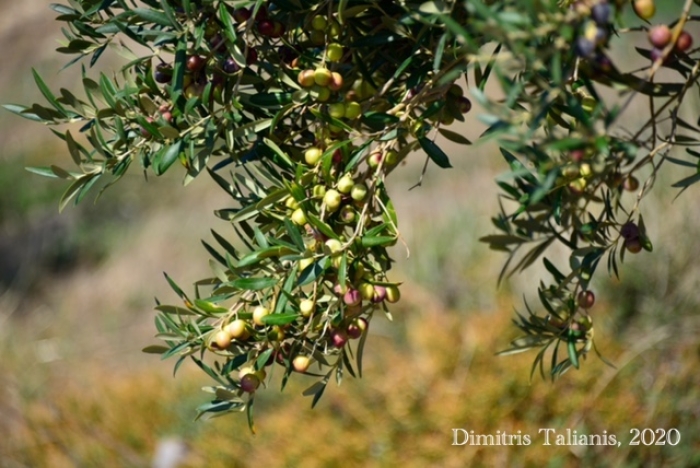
[305,147,323,165]
[311,15,327,31]
[385,285,401,303]
[624,237,643,254]
[620,222,640,240]
[226,319,250,340]
[314,68,332,87]
[323,189,342,211]
[633,0,656,20]
[325,238,342,254]
[350,183,368,201]
[344,101,362,119]
[298,69,316,88]
[623,176,639,192]
[331,329,349,348]
[577,290,595,309]
[346,317,367,339]
[240,373,260,393]
[328,102,346,119]
[292,355,311,372]
[648,25,672,49]
[291,208,307,226]
[343,288,361,306]
[214,329,233,349]
[299,299,316,317]
[327,43,343,62]
[252,306,270,326]
[337,174,354,194]
[186,55,206,72]
[328,72,344,92]
[675,31,693,53]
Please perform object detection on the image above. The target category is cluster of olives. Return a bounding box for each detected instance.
[647,24,693,64]
[138,3,476,397]
[206,141,405,393]
[573,0,694,69]
[546,290,595,337]
[573,0,612,59]
[297,65,344,103]
[559,147,639,199]
[548,314,594,341]
[144,6,271,138]
[620,221,644,254]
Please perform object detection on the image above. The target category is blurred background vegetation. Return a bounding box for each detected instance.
[1,2,700,467]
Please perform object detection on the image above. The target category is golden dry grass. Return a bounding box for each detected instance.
[2,287,699,467]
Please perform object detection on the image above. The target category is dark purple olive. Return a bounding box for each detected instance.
[577,290,595,309]
[593,53,613,72]
[222,57,240,74]
[591,3,611,26]
[620,222,640,240]
[650,48,667,64]
[186,55,206,72]
[456,96,472,114]
[575,37,596,58]
[595,26,608,45]
[278,45,298,64]
[154,64,172,84]
[232,8,251,23]
[208,33,225,52]
[675,31,693,53]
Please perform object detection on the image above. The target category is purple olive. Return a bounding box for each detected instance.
[591,3,611,26]
[222,57,240,74]
[575,37,596,58]
[620,222,640,240]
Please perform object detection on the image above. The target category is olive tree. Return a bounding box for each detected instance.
[7,0,699,431]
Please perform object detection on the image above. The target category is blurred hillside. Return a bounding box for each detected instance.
[1,2,700,467]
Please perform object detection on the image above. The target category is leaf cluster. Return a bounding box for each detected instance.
[11,0,700,425]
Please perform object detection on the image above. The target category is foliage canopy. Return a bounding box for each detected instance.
[8,0,700,430]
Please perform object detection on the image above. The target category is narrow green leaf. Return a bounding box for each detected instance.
[132,8,173,26]
[263,137,294,168]
[302,380,326,397]
[567,341,580,369]
[228,277,278,291]
[155,305,197,316]
[26,166,60,178]
[671,172,700,188]
[310,375,329,408]
[246,398,256,434]
[418,137,452,168]
[297,258,328,287]
[65,131,82,165]
[438,128,471,145]
[284,219,305,251]
[356,319,369,377]
[163,272,190,302]
[158,140,183,174]
[32,69,68,116]
[260,313,299,326]
[231,186,288,223]
[2,104,44,122]
[159,0,182,30]
[59,173,97,212]
[307,212,340,240]
[256,349,274,371]
[360,236,396,247]
[194,299,227,314]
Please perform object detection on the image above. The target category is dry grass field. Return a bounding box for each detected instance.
[1,2,700,467]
